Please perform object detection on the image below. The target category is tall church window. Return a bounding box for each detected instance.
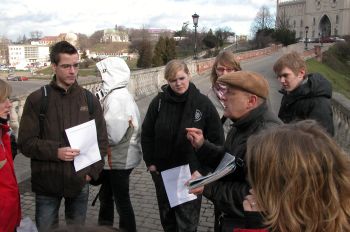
[336,15,339,24]
[300,19,303,27]
[313,18,316,26]
[293,20,296,28]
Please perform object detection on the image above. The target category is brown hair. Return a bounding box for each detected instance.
[211,51,242,85]
[164,59,190,81]
[273,51,307,75]
[246,120,350,232]
[0,79,12,102]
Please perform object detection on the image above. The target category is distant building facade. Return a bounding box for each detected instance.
[8,44,49,69]
[277,0,350,38]
[101,29,129,43]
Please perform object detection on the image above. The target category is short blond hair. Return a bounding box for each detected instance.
[164,59,190,81]
[246,120,350,232]
[0,79,12,102]
[273,51,307,75]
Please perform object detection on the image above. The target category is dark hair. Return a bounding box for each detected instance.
[50,41,78,64]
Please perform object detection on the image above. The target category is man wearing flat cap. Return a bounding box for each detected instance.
[186,71,282,231]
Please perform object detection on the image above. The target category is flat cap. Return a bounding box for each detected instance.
[217,71,269,99]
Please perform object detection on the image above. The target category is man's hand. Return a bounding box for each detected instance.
[57,147,80,162]
[186,128,204,149]
[85,175,91,182]
[187,170,204,195]
[243,189,260,212]
[148,165,159,174]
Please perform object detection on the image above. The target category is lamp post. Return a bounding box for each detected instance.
[192,13,199,59]
[305,26,309,50]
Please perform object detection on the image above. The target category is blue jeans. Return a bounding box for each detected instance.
[98,169,136,232]
[35,184,89,232]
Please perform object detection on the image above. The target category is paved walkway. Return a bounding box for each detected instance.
[15,72,217,232]
[14,49,289,231]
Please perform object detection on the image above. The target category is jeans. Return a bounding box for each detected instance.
[151,172,202,232]
[35,184,89,232]
[98,169,136,232]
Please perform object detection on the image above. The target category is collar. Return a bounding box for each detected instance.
[233,102,268,129]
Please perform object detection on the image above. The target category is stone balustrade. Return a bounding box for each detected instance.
[332,93,350,153]
[8,44,350,154]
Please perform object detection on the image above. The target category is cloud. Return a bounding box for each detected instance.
[0,0,276,40]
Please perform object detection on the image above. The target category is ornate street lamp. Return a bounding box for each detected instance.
[192,13,199,59]
[305,26,309,50]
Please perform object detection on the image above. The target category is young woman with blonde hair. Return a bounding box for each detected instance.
[239,120,350,232]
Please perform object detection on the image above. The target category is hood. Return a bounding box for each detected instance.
[307,73,332,98]
[96,57,130,94]
[281,73,332,99]
[301,73,332,98]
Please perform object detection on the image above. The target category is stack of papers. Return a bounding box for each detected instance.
[188,153,237,190]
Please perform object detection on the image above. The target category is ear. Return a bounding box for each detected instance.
[52,63,57,74]
[247,94,258,109]
[298,68,306,79]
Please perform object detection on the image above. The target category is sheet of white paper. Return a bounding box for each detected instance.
[65,120,101,172]
[161,164,197,208]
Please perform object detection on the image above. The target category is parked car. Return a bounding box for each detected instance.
[320,37,335,43]
[333,36,345,42]
[7,76,29,81]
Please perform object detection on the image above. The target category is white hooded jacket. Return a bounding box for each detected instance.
[96,57,142,170]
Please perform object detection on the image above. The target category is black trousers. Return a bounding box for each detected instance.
[151,172,202,232]
[98,169,136,232]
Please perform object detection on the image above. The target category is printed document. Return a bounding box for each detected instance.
[65,120,101,172]
[188,153,237,189]
[161,164,197,208]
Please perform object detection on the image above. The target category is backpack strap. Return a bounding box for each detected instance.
[84,89,94,118]
[39,85,50,139]
[39,86,95,139]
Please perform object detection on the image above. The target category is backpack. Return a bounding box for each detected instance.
[39,85,94,139]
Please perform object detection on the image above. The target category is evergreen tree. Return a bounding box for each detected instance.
[165,37,176,63]
[152,37,166,67]
[137,39,152,68]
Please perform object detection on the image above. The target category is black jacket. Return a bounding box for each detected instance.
[196,102,282,218]
[278,73,334,135]
[141,82,224,172]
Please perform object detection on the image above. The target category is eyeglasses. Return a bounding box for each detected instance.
[216,67,234,73]
[59,63,80,69]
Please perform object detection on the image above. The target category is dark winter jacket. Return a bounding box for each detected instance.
[278,73,334,135]
[196,102,282,218]
[18,80,108,197]
[141,82,224,173]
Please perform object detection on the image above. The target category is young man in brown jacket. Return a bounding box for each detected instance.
[18,41,108,231]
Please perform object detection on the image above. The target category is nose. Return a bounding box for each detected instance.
[278,76,285,83]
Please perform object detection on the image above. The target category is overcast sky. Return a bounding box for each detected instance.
[0,0,276,41]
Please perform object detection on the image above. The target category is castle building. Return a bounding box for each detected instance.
[277,0,350,39]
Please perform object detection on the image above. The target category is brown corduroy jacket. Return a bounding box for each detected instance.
[18,80,108,197]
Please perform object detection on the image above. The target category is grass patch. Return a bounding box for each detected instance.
[306,58,350,99]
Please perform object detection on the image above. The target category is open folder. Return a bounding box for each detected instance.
[188,153,238,190]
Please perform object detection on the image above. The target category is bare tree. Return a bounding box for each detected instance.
[276,7,291,30]
[251,6,274,35]
[77,33,90,50]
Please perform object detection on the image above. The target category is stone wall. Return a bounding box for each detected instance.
[8,44,350,154]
